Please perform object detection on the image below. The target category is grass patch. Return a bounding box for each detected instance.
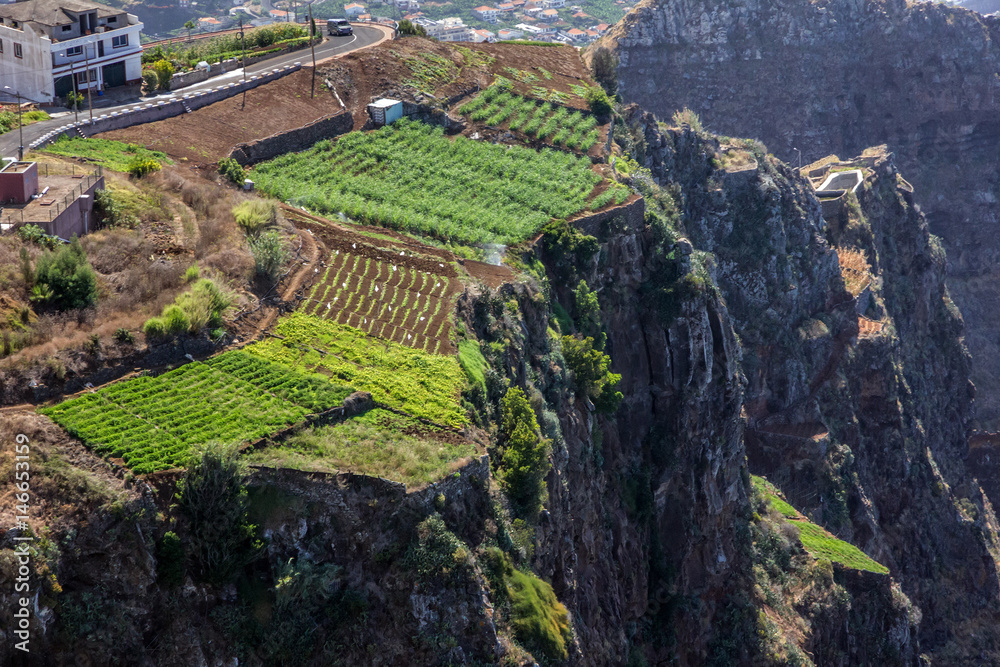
[458,338,487,388]
[752,475,889,574]
[246,408,475,487]
[244,312,468,427]
[251,119,604,246]
[232,200,277,236]
[42,137,171,173]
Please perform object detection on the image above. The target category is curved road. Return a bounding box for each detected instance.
[0,25,387,158]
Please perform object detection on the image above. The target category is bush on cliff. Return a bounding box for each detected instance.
[496,387,551,518]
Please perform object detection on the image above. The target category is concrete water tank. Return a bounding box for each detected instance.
[367,99,403,126]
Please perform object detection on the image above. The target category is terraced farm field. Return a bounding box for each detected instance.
[303,246,459,354]
[458,84,603,152]
[39,351,353,474]
[246,312,467,428]
[251,119,613,245]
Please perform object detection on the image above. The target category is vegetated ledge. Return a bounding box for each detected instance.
[752,475,889,575]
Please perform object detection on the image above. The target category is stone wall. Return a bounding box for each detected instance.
[228,111,354,166]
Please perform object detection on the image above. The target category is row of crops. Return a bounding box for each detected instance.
[458,85,601,152]
[39,351,353,474]
[245,312,468,428]
[304,249,455,354]
[250,119,610,246]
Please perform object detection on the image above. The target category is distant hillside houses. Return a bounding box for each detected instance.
[414,16,476,41]
[472,5,498,22]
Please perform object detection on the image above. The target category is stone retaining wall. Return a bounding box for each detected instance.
[229,111,354,166]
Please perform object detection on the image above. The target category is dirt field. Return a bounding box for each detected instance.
[99,69,340,165]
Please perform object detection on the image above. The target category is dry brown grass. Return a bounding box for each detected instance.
[835,247,872,296]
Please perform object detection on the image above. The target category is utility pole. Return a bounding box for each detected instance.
[83,42,94,126]
[68,56,79,123]
[308,1,317,98]
[2,86,25,161]
[238,15,248,110]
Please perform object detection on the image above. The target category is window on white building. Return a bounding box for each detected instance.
[107,16,117,23]
[13,43,22,59]
[111,34,128,48]
[66,45,83,56]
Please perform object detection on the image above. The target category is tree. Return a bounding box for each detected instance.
[152,59,175,91]
[589,46,618,96]
[398,19,427,37]
[561,334,622,414]
[184,20,195,42]
[33,236,98,310]
[497,387,551,517]
[573,279,606,350]
[585,85,613,121]
[174,442,262,584]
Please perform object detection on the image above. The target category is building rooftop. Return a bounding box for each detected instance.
[0,0,121,27]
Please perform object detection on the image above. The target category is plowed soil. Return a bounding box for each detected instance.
[99,69,340,165]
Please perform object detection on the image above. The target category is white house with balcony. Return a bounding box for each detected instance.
[0,0,143,104]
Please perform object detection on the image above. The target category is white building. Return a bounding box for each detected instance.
[420,17,473,42]
[0,0,143,104]
[344,2,366,17]
[471,28,494,42]
[497,27,522,40]
[472,5,498,22]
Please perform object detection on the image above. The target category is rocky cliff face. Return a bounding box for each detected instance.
[610,107,1000,661]
[603,0,1000,428]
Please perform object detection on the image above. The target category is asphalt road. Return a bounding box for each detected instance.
[0,25,385,158]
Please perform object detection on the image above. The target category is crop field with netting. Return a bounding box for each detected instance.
[39,351,353,473]
[250,119,609,245]
[302,247,459,354]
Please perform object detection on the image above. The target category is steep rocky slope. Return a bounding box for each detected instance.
[602,0,1000,428]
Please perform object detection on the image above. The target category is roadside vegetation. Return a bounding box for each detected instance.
[142,24,310,72]
[0,108,49,136]
[42,137,171,174]
[251,119,611,245]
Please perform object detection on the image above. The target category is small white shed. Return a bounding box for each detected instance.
[368,99,403,126]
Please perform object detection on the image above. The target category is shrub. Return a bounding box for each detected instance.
[156,531,186,586]
[143,317,167,339]
[496,387,550,518]
[402,514,472,583]
[232,199,276,237]
[141,69,158,93]
[34,237,98,310]
[218,157,247,186]
[66,91,86,110]
[175,441,263,584]
[508,568,572,661]
[248,230,289,282]
[672,107,703,133]
[561,335,622,414]
[163,304,190,334]
[184,263,200,283]
[152,59,175,90]
[94,189,139,229]
[113,327,135,344]
[573,280,606,350]
[584,86,613,120]
[127,156,161,179]
[16,223,58,250]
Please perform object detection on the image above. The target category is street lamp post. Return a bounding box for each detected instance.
[307,0,318,98]
[2,86,25,161]
[793,147,802,172]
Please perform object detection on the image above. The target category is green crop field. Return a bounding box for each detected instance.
[752,475,888,574]
[303,248,457,354]
[39,350,353,474]
[244,312,468,428]
[458,85,603,152]
[250,119,609,246]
